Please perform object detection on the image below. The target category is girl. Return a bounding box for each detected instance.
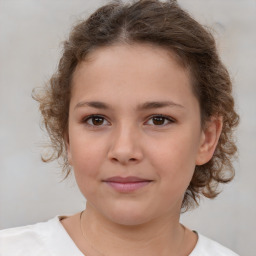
[0,0,240,255]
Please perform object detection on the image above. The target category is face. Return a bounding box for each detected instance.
[66,43,215,226]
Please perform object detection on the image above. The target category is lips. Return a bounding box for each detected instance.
[103,176,153,193]
[104,176,151,183]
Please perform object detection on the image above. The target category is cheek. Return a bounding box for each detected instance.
[70,136,107,186]
[148,131,200,188]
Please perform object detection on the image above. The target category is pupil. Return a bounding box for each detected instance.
[93,117,104,125]
[153,117,164,125]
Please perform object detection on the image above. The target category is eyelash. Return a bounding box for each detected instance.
[82,114,175,128]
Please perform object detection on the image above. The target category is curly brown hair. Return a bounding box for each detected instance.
[33,0,239,211]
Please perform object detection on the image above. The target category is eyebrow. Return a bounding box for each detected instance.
[74,100,184,110]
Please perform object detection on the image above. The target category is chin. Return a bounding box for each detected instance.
[103,204,154,227]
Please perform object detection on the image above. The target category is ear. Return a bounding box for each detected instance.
[64,132,72,166]
[196,116,223,166]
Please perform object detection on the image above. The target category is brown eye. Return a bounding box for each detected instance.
[84,115,109,127]
[146,115,174,126]
[152,116,165,125]
[91,116,104,125]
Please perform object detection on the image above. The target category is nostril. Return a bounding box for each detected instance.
[110,157,138,165]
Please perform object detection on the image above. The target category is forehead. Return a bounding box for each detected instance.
[76,43,188,77]
[70,43,197,111]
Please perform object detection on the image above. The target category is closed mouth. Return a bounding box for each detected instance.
[103,176,153,192]
[103,176,153,183]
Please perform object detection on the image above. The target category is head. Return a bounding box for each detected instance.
[34,0,239,212]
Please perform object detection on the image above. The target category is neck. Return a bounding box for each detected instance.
[81,202,186,256]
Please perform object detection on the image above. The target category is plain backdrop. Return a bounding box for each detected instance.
[0,0,255,255]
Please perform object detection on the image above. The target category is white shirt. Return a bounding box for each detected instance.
[0,216,239,256]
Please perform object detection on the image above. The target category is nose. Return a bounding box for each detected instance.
[107,124,143,165]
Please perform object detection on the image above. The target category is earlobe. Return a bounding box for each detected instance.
[196,116,223,166]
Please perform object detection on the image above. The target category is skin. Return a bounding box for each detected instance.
[61,43,222,256]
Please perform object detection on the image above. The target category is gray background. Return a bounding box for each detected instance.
[0,0,255,255]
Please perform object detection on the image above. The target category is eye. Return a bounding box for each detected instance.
[83,115,110,127]
[146,115,175,126]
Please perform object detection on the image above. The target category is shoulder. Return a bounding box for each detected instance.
[0,215,79,256]
[0,217,59,255]
[190,233,239,256]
